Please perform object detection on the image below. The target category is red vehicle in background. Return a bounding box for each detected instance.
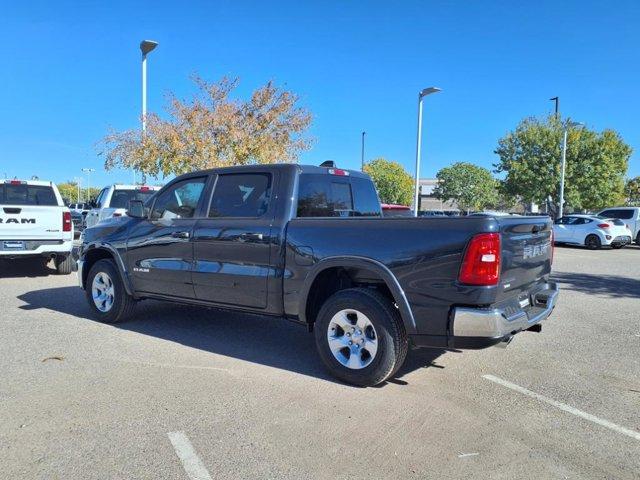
[381,204,413,217]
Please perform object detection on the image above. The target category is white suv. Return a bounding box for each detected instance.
[85,185,160,229]
[597,207,640,244]
[0,179,74,273]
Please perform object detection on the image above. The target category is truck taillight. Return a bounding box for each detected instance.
[63,211,72,232]
[328,168,349,176]
[458,233,501,286]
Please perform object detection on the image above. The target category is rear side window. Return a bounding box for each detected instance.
[0,184,58,206]
[151,178,206,220]
[208,173,271,218]
[296,174,381,217]
[600,209,634,220]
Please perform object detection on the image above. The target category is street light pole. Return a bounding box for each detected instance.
[550,96,559,118]
[82,168,95,203]
[361,131,366,171]
[413,87,441,217]
[139,40,158,185]
[558,120,583,218]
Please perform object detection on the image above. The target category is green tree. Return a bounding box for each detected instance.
[363,158,414,205]
[433,162,499,212]
[495,116,632,211]
[56,182,100,204]
[100,76,313,178]
[625,177,640,205]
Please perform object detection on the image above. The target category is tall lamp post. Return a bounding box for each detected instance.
[558,120,583,218]
[361,131,366,171]
[73,177,82,203]
[139,40,159,185]
[413,87,441,217]
[82,168,95,203]
[550,96,559,118]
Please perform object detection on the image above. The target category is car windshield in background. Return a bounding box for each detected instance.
[0,184,57,206]
[110,189,156,209]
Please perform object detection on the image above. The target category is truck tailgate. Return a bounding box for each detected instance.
[497,217,553,301]
[0,205,66,240]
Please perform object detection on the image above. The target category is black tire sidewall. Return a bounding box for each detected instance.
[314,289,403,386]
[85,259,128,323]
[586,235,600,249]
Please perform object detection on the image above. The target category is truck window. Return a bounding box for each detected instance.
[296,174,381,217]
[0,184,57,206]
[600,209,634,220]
[151,178,206,220]
[110,189,157,209]
[208,173,271,218]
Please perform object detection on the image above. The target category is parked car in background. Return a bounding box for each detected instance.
[78,163,557,386]
[0,179,74,273]
[381,204,413,217]
[68,202,91,214]
[85,185,161,229]
[418,210,446,217]
[553,214,631,249]
[596,207,640,245]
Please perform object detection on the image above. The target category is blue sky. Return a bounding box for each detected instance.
[1,0,639,189]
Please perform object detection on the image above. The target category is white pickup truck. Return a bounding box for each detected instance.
[0,179,75,274]
[85,184,160,229]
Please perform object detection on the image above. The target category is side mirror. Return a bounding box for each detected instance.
[127,200,145,219]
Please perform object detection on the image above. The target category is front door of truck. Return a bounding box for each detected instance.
[192,172,274,309]
[126,177,207,299]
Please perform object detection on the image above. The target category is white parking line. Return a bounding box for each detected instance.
[483,375,640,442]
[167,431,213,480]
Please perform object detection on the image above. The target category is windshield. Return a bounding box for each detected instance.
[110,189,156,209]
[0,184,58,206]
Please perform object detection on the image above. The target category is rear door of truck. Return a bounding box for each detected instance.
[496,216,553,303]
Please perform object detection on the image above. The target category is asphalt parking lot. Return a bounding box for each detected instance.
[1,245,639,479]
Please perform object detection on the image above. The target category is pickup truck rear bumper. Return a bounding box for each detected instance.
[0,238,73,259]
[410,281,559,349]
[450,281,559,349]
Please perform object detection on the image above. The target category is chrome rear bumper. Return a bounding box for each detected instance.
[451,282,559,347]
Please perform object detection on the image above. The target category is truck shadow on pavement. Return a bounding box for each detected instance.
[17,286,448,387]
[0,259,55,278]
[552,271,640,299]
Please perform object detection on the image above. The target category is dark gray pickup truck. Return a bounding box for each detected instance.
[78,163,558,386]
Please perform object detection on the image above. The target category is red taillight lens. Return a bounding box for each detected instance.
[328,168,349,176]
[459,233,501,286]
[138,186,150,192]
[63,211,72,232]
[112,213,122,217]
[597,223,610,229]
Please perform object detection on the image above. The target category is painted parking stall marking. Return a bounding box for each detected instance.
[483,375,640,442]
[167,431,214,480]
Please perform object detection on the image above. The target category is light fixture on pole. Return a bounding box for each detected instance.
[81,168,95,203]
[361,131,366,171]
[413,87,441,217]
[550,96,559,118]
[558,120,584,218]
[139,39,159,185]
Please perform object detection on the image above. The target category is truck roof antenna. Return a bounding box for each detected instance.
[320,160,335,168]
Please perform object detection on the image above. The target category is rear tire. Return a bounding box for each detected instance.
[85,259,136,323]
[54,255,74,275]
[585,234,601,250]
[314,288,408,387]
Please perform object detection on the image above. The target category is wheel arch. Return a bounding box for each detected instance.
[298,256,417,335]
[81,244,134,295]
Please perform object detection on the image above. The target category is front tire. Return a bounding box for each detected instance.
[314,288,408,387]
[85,259,136,323]
[585,234,601,250]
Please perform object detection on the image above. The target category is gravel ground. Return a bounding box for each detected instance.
[1,245,639,479]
